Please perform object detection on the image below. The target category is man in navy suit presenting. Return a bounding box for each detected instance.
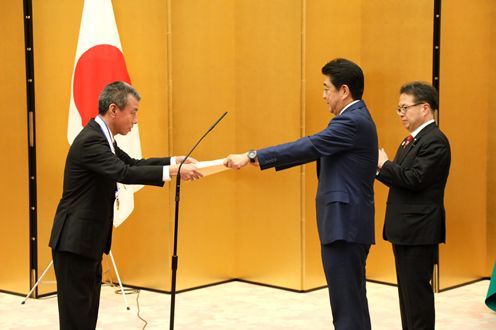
[225,58,378,329]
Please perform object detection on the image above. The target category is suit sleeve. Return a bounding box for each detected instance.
[376,137,450,191]
[114,144,171,166]
[78,135,165,186]
[258,114,356,171]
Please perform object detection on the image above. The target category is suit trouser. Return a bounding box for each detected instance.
[52,249,102,330]
[321,240,371,330]
[393,244,437,330]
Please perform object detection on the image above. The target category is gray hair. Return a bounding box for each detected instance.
[98,81,141,115]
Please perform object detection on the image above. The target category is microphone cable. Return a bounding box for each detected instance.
[114,288,148,329]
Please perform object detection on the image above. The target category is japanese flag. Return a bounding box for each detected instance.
[68,0,142,227]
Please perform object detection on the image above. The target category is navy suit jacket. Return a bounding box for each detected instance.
[49,119,170,260]
[257,100,378,245]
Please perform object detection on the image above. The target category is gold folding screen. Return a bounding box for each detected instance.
[168,0,237,289]
[0,0,30,295]
[232,0,303,289]
[31,0,83,296]
[361,1,433,284]
[439,0,494,289]
[487,3,496,275]
[2,0,495,296]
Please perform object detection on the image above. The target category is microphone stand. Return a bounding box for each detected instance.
[169,111,228,330]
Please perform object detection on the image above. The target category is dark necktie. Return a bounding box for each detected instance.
[402,135,413,149]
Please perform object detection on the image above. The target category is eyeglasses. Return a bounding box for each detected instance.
[396,103,424,115]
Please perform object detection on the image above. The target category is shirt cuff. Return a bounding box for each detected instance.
[163,157,178,182]
[163,166,171,182]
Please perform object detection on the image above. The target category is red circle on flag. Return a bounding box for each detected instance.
[73,44,131,126]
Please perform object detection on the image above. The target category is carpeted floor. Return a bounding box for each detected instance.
[1,280,495,329]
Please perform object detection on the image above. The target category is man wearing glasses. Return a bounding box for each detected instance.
[376,81,451,329]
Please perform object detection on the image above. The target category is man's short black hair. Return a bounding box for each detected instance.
[321,58,364,100]
[400,81,438,111]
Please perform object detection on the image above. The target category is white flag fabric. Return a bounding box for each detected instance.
[68,0,143,227]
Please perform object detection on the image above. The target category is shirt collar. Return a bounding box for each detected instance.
[95,115,115,153]
[411,119,435,138]
[339,100,361,116]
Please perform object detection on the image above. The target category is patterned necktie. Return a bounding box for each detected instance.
[402,135,413,149]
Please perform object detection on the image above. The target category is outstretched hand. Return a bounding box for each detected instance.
[224,153,257,170]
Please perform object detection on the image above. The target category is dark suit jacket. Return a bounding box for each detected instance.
[376,122,451,245]
[257,100,378,245]
[49,119,170,260]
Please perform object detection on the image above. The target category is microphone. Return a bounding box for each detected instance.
[170,111,227,330]
[177,111,228,173]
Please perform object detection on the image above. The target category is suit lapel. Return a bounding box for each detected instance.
[393,146,404,163]
[395,122,437,165]
[396,136,419,164]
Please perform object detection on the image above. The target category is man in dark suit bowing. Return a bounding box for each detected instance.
[376,81,451,330]
[225,58,378,330]
[49,81,202,330]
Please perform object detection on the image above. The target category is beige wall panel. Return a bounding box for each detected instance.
[303,0,362,290]
[361,0,432,284]
[0,0,30,294]
[486,1,496,276]
[33,0,85,295]
[440,0,490,289]
[169,0,237,290]
[235,0,303,289]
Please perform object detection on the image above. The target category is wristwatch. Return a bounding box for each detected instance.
[247,150,257,163]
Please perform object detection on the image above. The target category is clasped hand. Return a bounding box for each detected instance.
[377,148,389,169]
[170,156,203,181]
